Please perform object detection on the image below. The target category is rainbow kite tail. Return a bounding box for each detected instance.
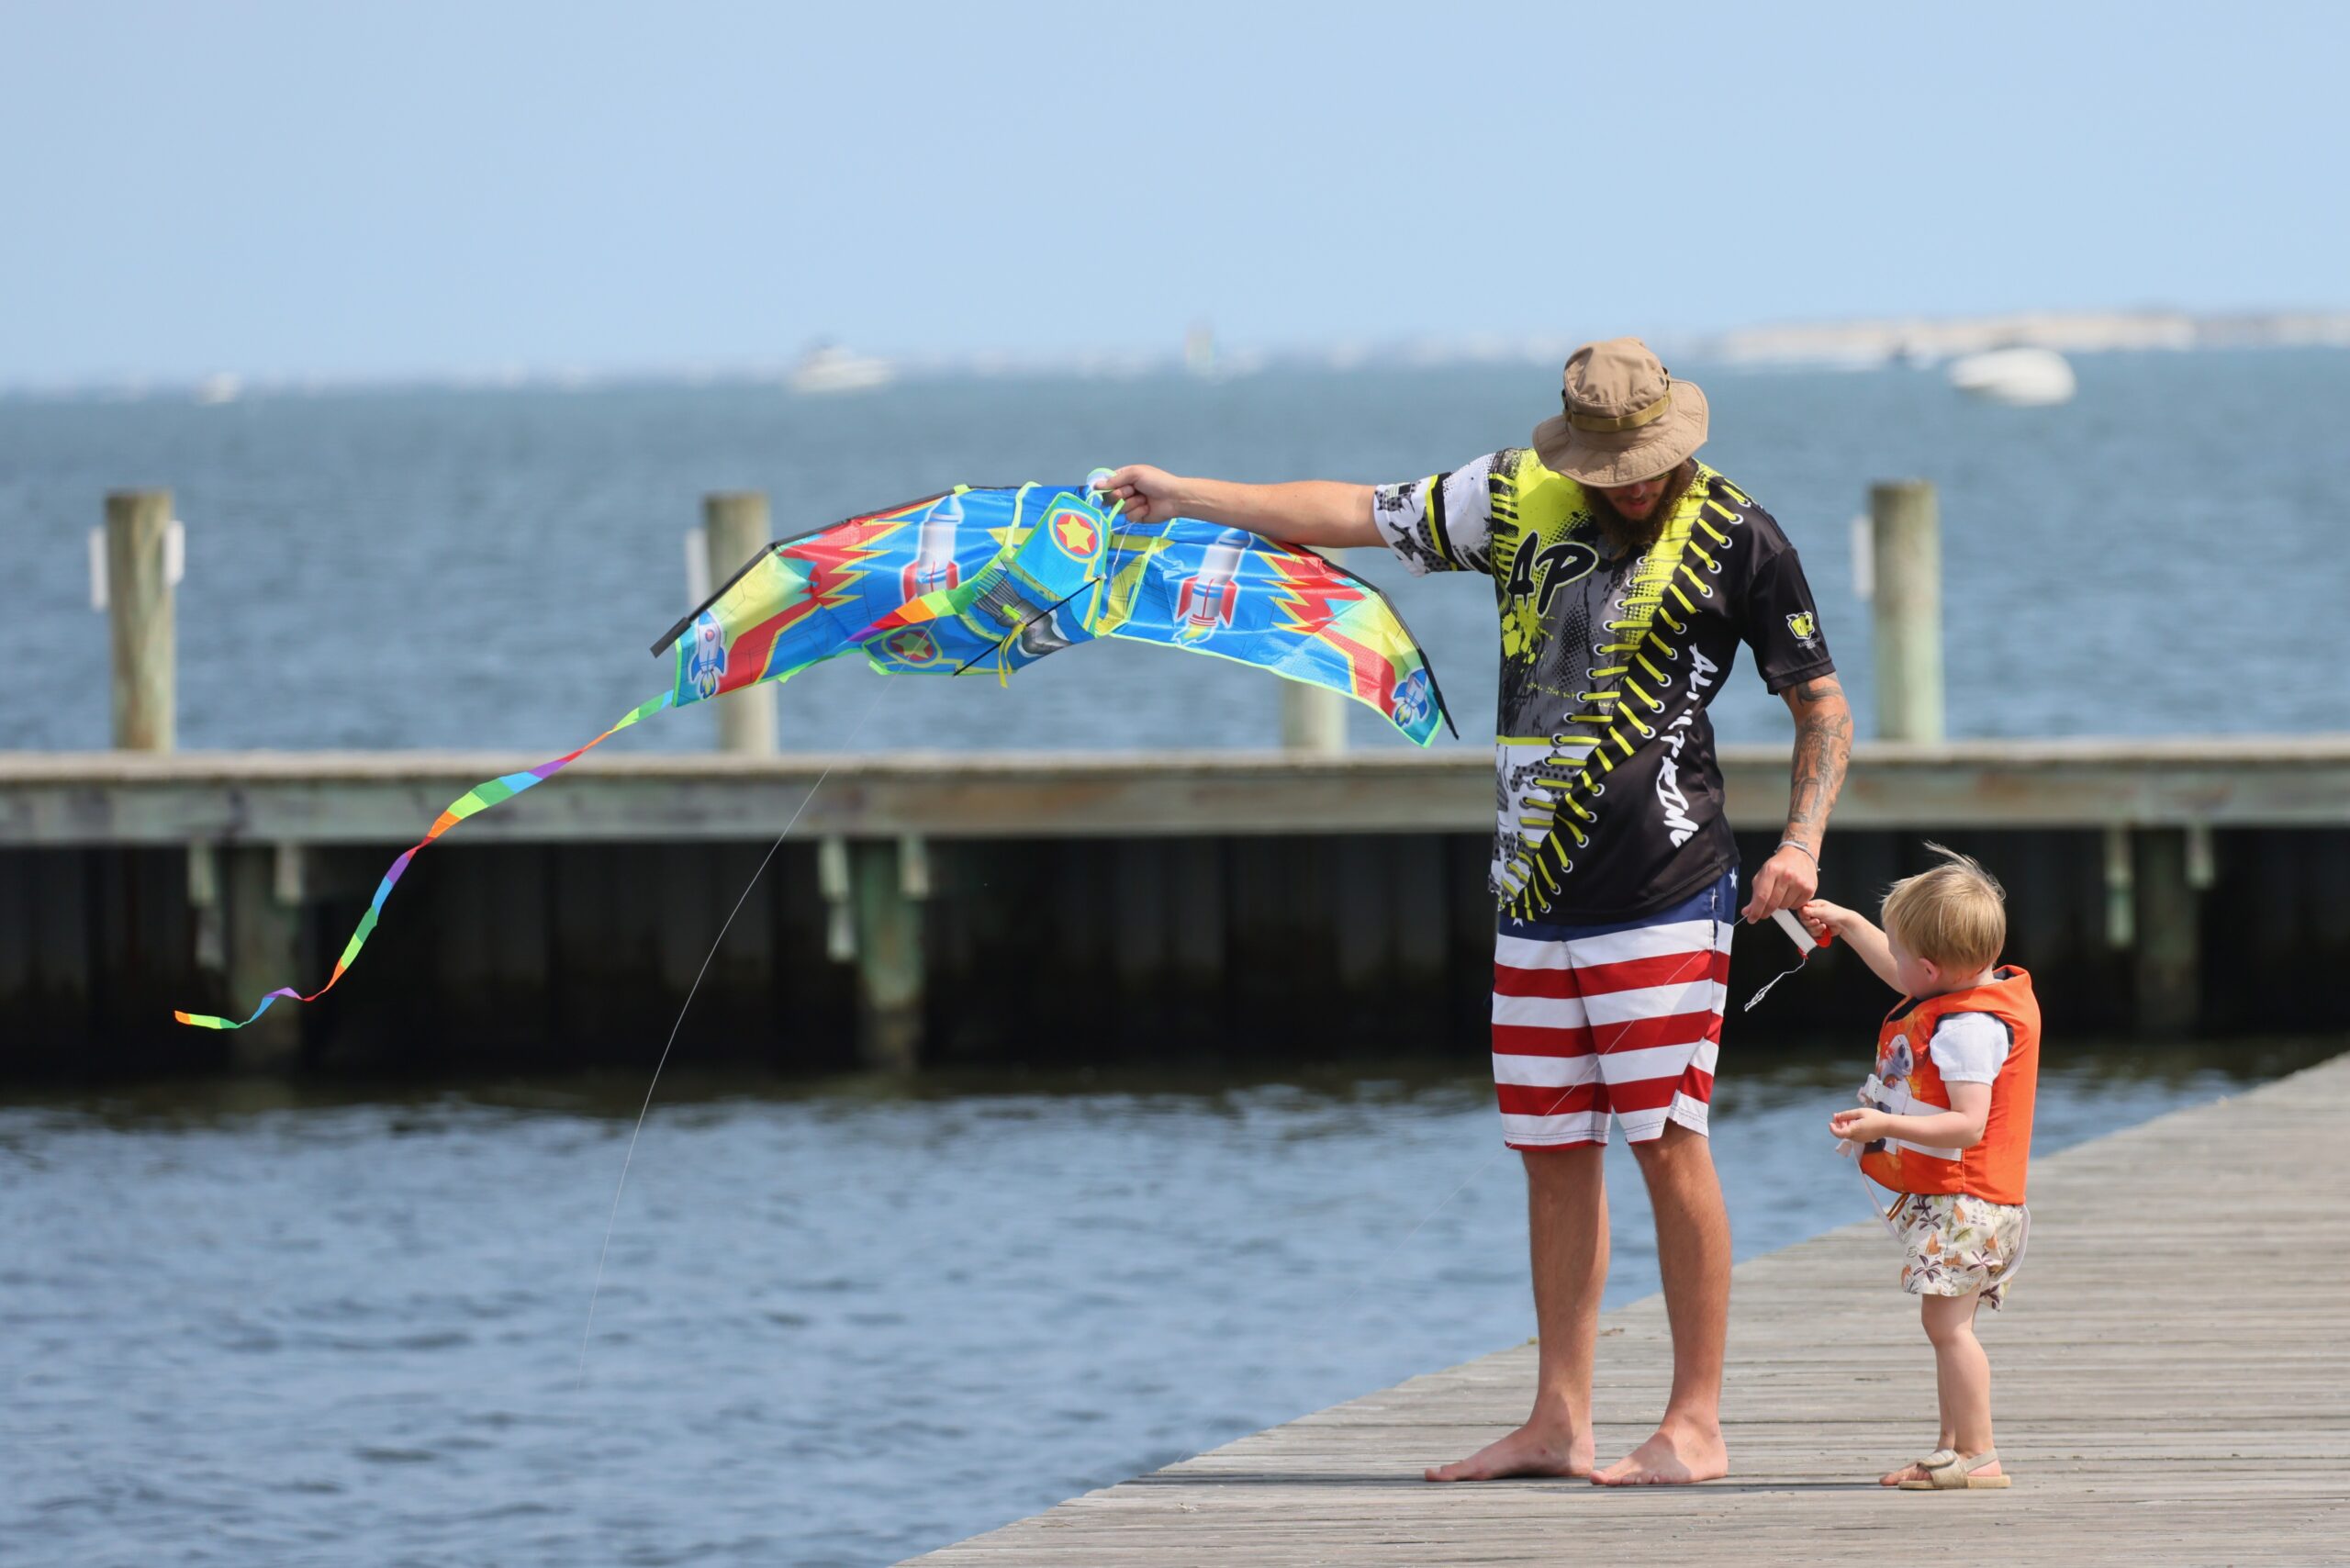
[173,691,674,1031]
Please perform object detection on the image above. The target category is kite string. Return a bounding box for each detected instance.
[1740,909,1831,1013]
[576,690,892,1384]
[1740,958,1807,1013]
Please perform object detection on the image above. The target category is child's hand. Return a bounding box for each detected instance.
[1830,1106,1890,1144]
[1797,899,1857,945]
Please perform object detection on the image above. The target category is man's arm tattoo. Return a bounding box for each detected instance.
[1785,675,1852,846]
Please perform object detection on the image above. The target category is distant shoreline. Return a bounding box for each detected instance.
[1705,308,2350,367]
[6,309,2348,403]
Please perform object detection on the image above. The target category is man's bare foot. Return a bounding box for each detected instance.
[1424,1422,1595,1482]
[1590,1420,1728,1485]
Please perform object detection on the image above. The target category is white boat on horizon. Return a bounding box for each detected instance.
[1947,346,2076,406]
[789,344,894,396]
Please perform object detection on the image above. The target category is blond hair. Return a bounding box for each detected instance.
[1880,842,2007,974]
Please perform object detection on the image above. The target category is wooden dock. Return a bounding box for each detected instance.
[907,1049,2350,1566]
[6,740,2349,1070]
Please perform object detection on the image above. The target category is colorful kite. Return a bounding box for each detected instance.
[175,475,1453,1031]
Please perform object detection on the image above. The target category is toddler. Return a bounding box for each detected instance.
[1801,843,2039,1490]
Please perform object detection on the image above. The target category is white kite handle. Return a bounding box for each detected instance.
[1770,906,1818,952]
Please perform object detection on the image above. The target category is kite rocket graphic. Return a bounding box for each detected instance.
[685,610,728,698]
[1172,528,1248,642]
[900,494,964,599]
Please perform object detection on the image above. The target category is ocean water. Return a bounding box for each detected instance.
[0,1042,2332,1567]
[2,357,2344,1562]
[3,348,2346,756]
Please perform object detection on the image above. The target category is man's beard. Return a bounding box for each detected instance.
[1588,460,1695,556]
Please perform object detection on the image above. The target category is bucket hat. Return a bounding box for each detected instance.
[1531,337,1708,487]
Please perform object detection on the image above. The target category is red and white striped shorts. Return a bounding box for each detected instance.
[1490,869,1736,1149]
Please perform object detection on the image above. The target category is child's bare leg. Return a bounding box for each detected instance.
[1882,1291,2000,1484]
[1880,1291,1999,1484]
[1926,1291,1997,1460]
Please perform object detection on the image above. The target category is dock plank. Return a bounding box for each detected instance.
[906,1053,2350,1566]
[5,737,2350,846]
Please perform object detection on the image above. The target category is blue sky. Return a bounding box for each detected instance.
[4,0,2344,383]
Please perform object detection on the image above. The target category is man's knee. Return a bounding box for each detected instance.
[1628,1119,1713,1174]
[1520,1144,1603,1191]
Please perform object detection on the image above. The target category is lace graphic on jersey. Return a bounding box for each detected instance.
[1496,472,1748,919]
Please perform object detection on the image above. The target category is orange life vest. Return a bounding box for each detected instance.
[1858,967,2039,1205]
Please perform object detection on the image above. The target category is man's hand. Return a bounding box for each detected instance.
[1095,465,1187,525]
[1094,467,1382,546]
[1741,844,1818,923]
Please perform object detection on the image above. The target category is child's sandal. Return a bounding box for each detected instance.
[1898,1448,2010,1489]
[1883,1450,1954,1485]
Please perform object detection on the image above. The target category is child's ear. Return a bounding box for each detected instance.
[1917,956,1942,989]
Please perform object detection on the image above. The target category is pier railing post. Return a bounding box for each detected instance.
[1868,480,1944,743]
[105,489,176,751]
[1280,548,1349,752]
[702,492,778,756]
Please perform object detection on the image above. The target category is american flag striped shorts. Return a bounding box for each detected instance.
[1490,868,1737,1149]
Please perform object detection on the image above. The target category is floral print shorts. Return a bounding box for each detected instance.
[1892,1193,2028,1309]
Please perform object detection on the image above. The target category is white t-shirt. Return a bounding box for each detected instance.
[1928,1012,2013,1084]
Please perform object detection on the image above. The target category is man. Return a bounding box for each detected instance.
[1101,338,1852,1485]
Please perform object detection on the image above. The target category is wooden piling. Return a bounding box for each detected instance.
[221,844,302,1070]
[2132,826,2201,1034]
[105,489,175,752]
[703,492,778,756]
[851,837,923,1071]
[2102,824,2134,949]
[1867,480,1943,743]
[185,843,225,974]
[1280,680,1348,752]
[819,835,856,962]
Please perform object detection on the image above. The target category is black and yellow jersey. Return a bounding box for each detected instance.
[1371,452,1833,922]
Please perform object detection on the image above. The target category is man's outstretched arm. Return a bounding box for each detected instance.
[1741,672,1852,922]
[1096,465,1381,548]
